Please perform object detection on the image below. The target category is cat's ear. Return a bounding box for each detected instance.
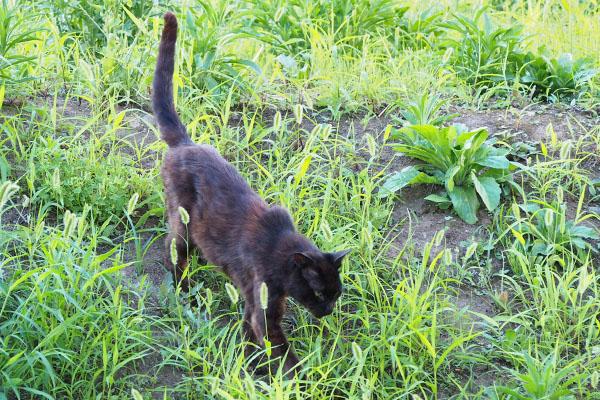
[330,249,351,269]
[301,266,325,291]
[295,253,324,290]
[294,252,315,268]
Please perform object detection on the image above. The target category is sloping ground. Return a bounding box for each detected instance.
[117,101,598,396]
[2,96,599,398]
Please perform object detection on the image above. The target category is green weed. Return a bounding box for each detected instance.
[2,0,600,398]
[392,92,459,127]
[381,123,512,224]
[0,187,156,399]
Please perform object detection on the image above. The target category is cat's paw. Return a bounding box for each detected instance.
[252,364,270,376]
[282,355,301,379]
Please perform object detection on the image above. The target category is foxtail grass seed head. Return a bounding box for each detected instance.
[131,388,143,400]
[274,6,285,22]
[498,291,508,306]
[310,124,322,138]
[557,186,563,204]
[170,238,178,266]
[512,203,521,220]
[351,342,362,363]
[361,224,373,250]
[321,220,333,242]
[465,242,478,261]
[79,205,90,234]
[63,210,79,239]
[443,248,452,265]
[178,206,190,225]
[442,47,453,64]
[366,133,377,158]
[22,195,29,208]
[52,167,61,191]
[0,181,19,211]
[293,104,303,125]
[435,230,445,247]
[304,93,313,110]
[322,124,331,140]
[260,282,269,310]
[35,220,45,242]
[127,192,139,216]
[559,213,566,234]
[63,210,73,236]
[306,125,321,150]
[547,122,557,148]
[225,282,239,305]
[578,267,589,295]
[273,111,281,130]
[544,209,554,227]
[560,141,571,159]
[591,370,599,389]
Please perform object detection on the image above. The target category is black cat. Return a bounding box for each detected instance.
[153,12,350,375]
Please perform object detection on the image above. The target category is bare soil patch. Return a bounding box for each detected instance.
[450,104,597,143]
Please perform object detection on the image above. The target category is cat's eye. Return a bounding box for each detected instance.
[314,291,324,300]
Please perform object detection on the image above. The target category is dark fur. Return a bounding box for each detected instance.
[153,12,350,375]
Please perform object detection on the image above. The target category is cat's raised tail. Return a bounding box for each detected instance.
[153,12,192,147]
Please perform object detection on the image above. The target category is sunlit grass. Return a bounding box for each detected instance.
[1,0,599,398]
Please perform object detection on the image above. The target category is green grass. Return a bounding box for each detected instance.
[1,0,599,398]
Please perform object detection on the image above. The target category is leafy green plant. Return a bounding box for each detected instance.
[245,0,406,55]
[393,7,443,50]
[0,0,42,85]
[392,92,459,127]
[495,352,584,399]
[28,125,158,222]
[498,191,599,274]
[381,124,512,224]
[440,7,527,88]
[0,199,156,398]
[440,8,597,101]
[36,0,159,52]
[518,50,598,101]
[185,2,261,99]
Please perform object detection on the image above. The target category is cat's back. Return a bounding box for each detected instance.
[163,143,244,183]
[163,142,227,170]
[162,142,264,211]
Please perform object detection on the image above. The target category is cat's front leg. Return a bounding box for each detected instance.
[280,345,300,376]
[265,319,300,376]
[251,300,301,376]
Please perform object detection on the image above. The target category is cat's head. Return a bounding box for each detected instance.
[289,249,350,318]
